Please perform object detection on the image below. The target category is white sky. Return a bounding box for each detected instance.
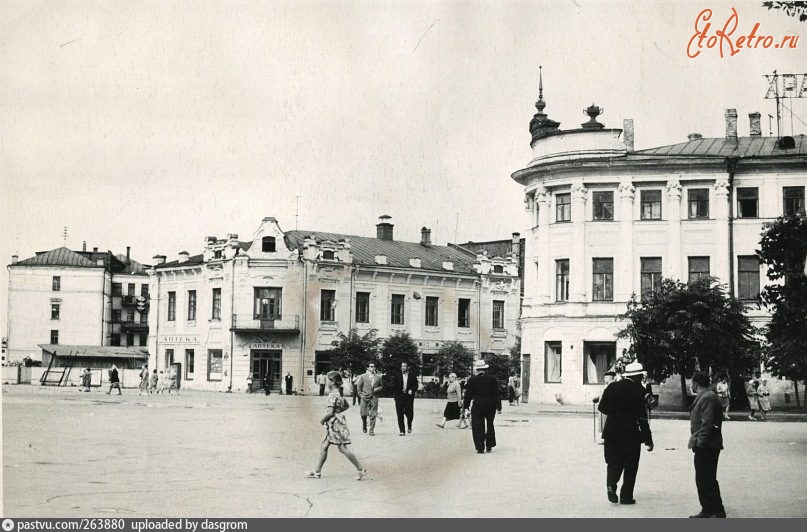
[1,0,805,336]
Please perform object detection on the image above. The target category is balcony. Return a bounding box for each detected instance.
[230,314,300,333]
[121,295,149,308]
[120,320,149,332]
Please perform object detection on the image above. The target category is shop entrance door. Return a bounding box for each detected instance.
[251,350,282,393]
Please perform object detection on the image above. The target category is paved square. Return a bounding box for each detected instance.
[3,386,806,517]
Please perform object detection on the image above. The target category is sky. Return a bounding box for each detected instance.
[1,0,805,336]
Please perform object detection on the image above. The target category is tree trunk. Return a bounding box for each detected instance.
[795,380,801,409]
[680,373,689,411]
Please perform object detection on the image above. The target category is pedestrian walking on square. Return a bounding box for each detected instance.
[597,361,653,505]
[138,365,150,395]
[167,366,179,395]
[462,359,502,454]
[716,374,731,420]
[305,371,367,480]
[317,372,327,396]
[746,375,760,420]
[436,373,465,429]
[351,373,360,405]
[149,368,158,394]
[688,372,726,518]
[285,372,293,396]
[246,372,254,393]
[393,362,418,435]
[106,364,122,395]
[80,368,92,392]
[156,370,166,394]
[757,379,771,420]
[355,362,383,436]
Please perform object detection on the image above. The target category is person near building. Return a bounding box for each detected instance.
[305,371,367,480]
[715,374,731,420]
[436,372,464,429]
[757,379,771,420]
[138,365,150,396]
[355,362,383,436]
[688,372,726,518]
[246,372,254,393]
[746,375,760,421]
[167,366,179,395]
[80,368,92,392]
[262,372,272,396]
[285,372,293,396]
[149,368,158,394]
[462,359,502,454]
[317,372,327,396]
[393,361,419,436]
[106,364,122,395]
[352,373,361,405]
[597,361,654,505]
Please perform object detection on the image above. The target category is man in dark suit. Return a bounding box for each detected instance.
[462,359,502,454]
[393,362,419,436]
[597,361,654,505]
[284,372,293,395]
[688,372,726,518]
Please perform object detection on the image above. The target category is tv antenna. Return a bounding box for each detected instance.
[295,195,301,230]
[62,226,68,245]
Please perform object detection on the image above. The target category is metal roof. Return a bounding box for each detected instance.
[14,247,100,268]
[634,135,807,158]
[38,344,149,359]
[284,230,478,273]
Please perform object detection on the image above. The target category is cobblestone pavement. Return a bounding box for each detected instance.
[3,385,806,517]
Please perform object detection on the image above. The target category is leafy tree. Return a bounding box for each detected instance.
[618,277,758,410]
[758,215,807,407]
[432,342,474,379]
[509,337,522,376]
[328,328,380,381]
[378,331,420,396]
[484,353,511,398]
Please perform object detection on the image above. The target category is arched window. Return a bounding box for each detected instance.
[322,250,335,260]
[262,236,276,252]
[493,265,504,274]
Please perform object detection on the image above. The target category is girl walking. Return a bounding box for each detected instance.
[436,373,466,428]
[306,371,367,480]
[716,374,731,420]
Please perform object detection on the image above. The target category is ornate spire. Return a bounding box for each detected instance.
[529,65,560,143]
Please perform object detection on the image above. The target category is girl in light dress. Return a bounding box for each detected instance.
[306,371,367,480]
[757,379,771,420]
[436,373,467,429]
[715,374,731,420]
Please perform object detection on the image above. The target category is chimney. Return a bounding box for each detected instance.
[153,255,166,265]
[126,246,131,261]
[376,215,394,241]
[623,119,634,151]
[93,247,98,253]
[178,251,190,263]
[511,232,521,258]
[688,133,703,141]
[725,108,738,141]
[749,112,762,137]
[11,254,18,264]
[420,227,432,247]
[82,241,87,252]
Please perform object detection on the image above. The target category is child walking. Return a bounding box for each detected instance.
[149,369,158,394]
[306,371,367,480]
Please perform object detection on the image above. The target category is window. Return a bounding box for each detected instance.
[592,258,614,301]
[112,283,122,297]
[212,288,221,320]
[140,311,148,324]
[126,310,135,323]
[185,349,195,380]
[127,283,135,296]
[592,191,614,220]
[783,186,805,216]
[687,188,709,219]
[214,250,223,260]
[355,292,370,323]
[262,236,276,252]
[255,287,282,320]
[112,309,121,323]
[322,250,335,260]
[126,333,134,347]
[640,257,662,297]
[640,190,662,220]
[139,335,147,347]
[111,334,120,346]
[584,342,616,384]
[492,300,505,329]
[544,341,562,383]
[187,290,197,321]
[556,193,571,222]
[51,302,60,320]
[166,348,174,366]
[457,298,470,328]
[737,187,758,218]
[207,349,223,381]
[493,265,504,274]
[556,259,569,302]
[738,256,760,300]
[50,330,59,344]
[52,276,61,291]
[167,291,176,321]
[425,296,439,327]
[390,294,405,325]
[320,289,336,321]
[688,257,710,283]
[141,284,149,298]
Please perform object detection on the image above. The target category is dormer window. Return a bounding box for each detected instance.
[262,236,276,252]
[493,265,504,274]
[214,250,222,259]
[322,250,335,260]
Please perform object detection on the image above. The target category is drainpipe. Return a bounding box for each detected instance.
[100,269,107,345]
[349,264,358,330]
[727,158,737,297]
[300,259,308,394]
[153,271,161,372]
[228,257,236,392]
[477,277,482,357]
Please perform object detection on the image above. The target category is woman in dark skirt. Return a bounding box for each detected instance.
[436,373,466,428]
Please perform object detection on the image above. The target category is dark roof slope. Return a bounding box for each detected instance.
[14,247,100,268]
[284,230,478,274]
[635,136,807,158]
[114,255,149,274]
[158,254,205,269]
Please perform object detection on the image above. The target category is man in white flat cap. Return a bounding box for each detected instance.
[462,359,502,454]
[597,361,654,505]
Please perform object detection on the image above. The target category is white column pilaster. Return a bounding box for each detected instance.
[617,182,635,301]
[713,178,730,284]
[570,184,588,302]
[535,187,551,305]
[666,180,682,281]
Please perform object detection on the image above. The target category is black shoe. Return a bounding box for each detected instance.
[689,511,709,518]
[485,446,492,453]
[407,429,412,433]
[363,428,367,434]
[399,432,405,436]
[607,488,618,503]
[476,449,484,454]
[710,510,726,518]
[620,499,636,505]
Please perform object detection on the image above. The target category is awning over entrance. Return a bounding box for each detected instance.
[39,344,149,369]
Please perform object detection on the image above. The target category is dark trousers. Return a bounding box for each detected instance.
[395,395,414,432]
[285,384,292,395]
[604,442,641,500]
[471,405,497,451]
[319,384,325,396]
[694,448,724,515]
